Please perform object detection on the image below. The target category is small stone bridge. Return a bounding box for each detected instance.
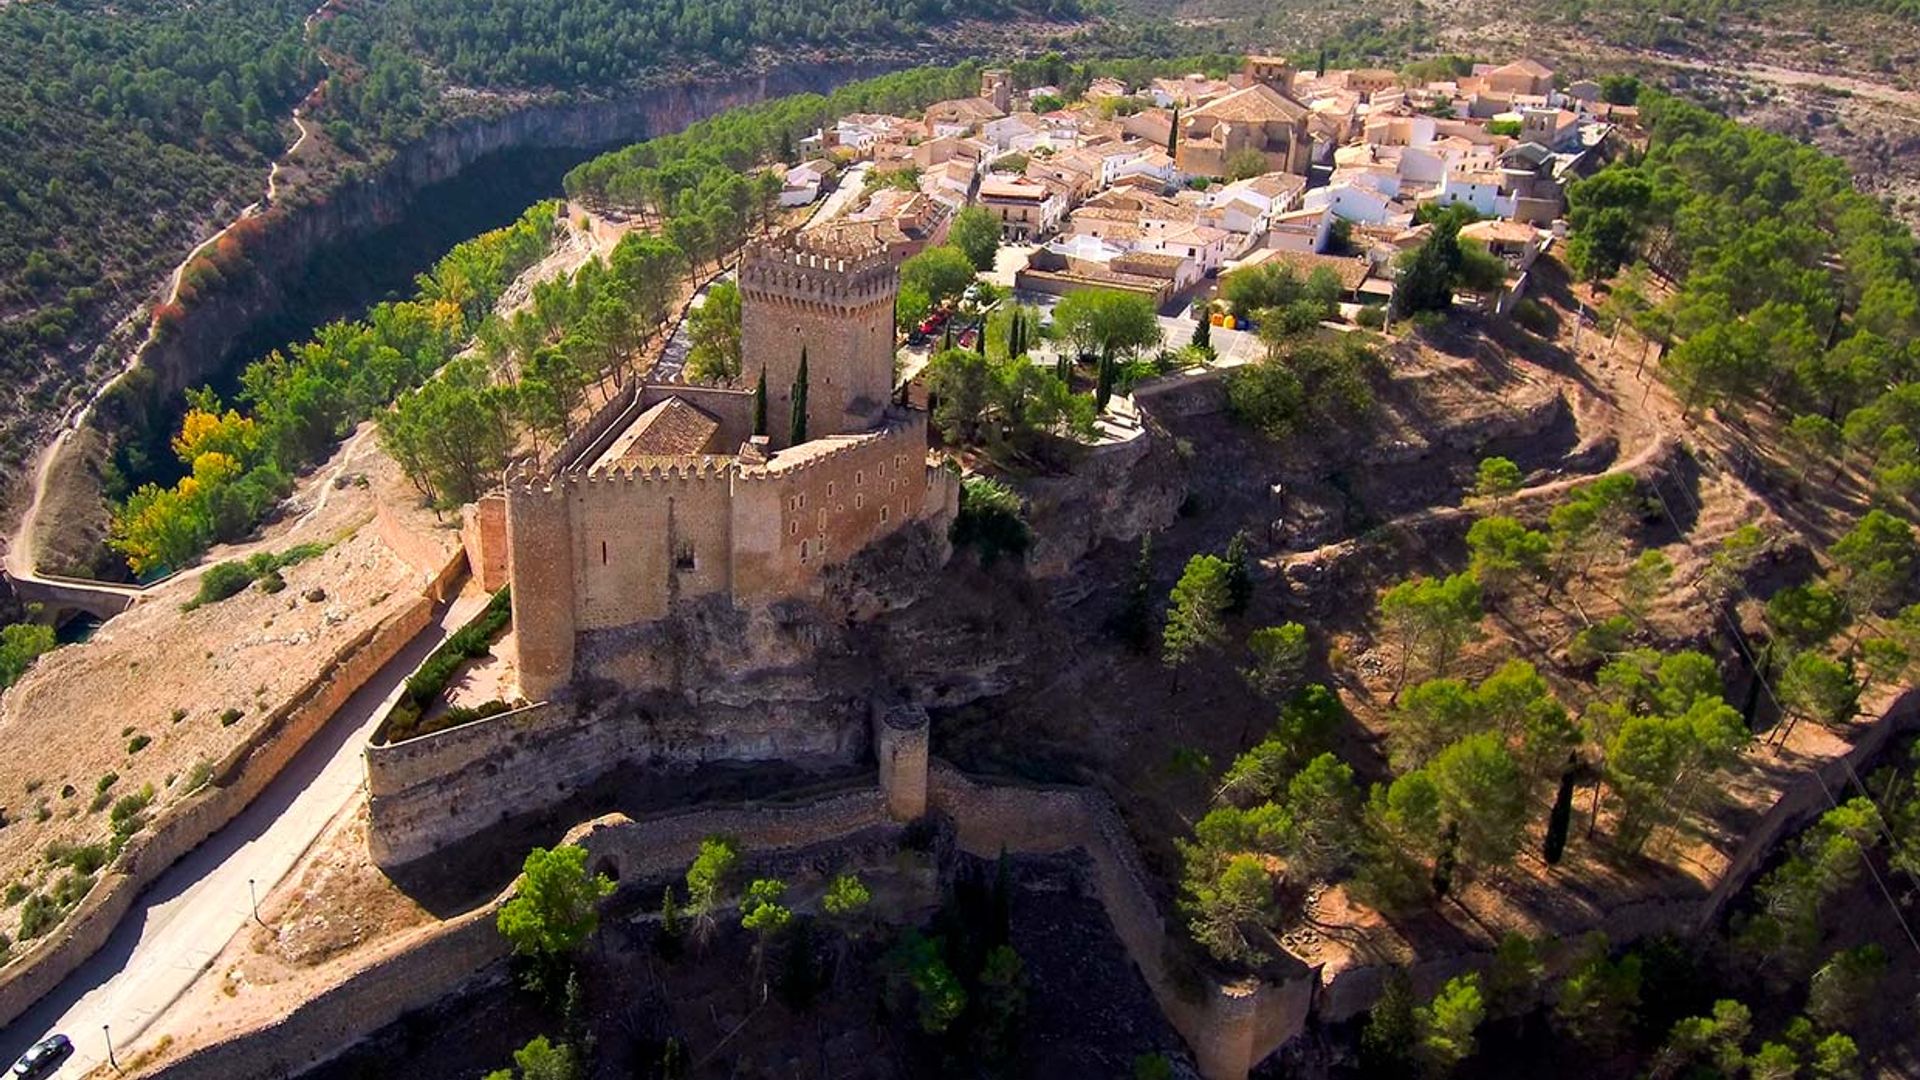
[5,570,144,624]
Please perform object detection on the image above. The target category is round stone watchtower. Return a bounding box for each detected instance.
[738,231,899,449]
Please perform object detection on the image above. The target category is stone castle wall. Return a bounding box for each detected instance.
[731,412,931,607]
[461,494,508,592]
[507,412,933,698]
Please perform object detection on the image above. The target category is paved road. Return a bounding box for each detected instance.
[0,592,484,1076]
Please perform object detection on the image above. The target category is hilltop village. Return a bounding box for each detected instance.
[2,46,1918,1080]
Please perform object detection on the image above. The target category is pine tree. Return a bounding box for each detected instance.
[753,367,768,437]
[1224,530,1253,614]
[1544,768,1575,865]
[789,349,810,445]
[1191,310,1212,356]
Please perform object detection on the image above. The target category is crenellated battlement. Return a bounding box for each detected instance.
[739,231,897,313]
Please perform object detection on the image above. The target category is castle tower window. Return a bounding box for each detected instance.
[855,493,865,509]
[790,521,799,536]
[827,481,835,497]
[601,540,608,565]
[673,541,696,571]
[880,505,890,523]
[856,470,864,486]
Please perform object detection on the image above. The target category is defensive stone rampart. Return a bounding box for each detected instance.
[925,763,1314,1080]
[140,908,506,1080]
[0,588,440,1029]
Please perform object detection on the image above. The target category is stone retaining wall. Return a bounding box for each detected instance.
[0,590,439,1029]
[146,909,506,1080]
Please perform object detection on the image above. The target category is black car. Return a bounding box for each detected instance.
[10,1034,72,1079]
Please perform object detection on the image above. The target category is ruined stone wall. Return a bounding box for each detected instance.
[374,490,466,601]
[925,763,1314,1080]
[364,687,868,867]
[0,591,438,1029]
[731,412,930,606]
[461,494,508,592]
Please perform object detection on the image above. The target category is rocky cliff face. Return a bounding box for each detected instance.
[1022,418,1189,584]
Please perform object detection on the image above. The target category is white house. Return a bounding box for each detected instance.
[1140,221,1231,274]
[1303,179,1397,225]
[1267,206,1333,253]
[1435,166,1512,218]
[982,113,1051,155]
[780,161,831,207]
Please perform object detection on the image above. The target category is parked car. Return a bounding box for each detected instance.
[11,1035,73,1079]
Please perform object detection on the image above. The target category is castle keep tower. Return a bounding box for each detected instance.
[738,231,898,450]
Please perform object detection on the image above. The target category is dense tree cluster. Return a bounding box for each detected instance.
[0,0,316,374]
[318,0,1078,96]
[1568,91,1920,516]
[110,203,560,573]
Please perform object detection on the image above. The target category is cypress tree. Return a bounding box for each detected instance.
[942,321,954,351]
[660,884,685,960]
[1223,530,1253,614]
[1191,310,1212,355]
[790,349,809,445]
[1167,106,1180,157]
[1113,533,1155,652]
[1316,45,1327,78]
[1544,768,1576,865]
[1431,822,1459,899]
[976,320,987,356]
[1095,345,1114,409]
[752,367,768,437]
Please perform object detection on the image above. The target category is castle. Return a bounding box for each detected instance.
[502,229,958,700]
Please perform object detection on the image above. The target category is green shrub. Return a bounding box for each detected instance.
[185,543,329,610]
[46,841,108,876]
[381,590,514,743]
[127,734,151,754]
[183,758,214,794]
[95,772,118,794]
[49,872,94,907]
[17,893,59,939]
[1512,298,1557,336]
[190,561,256,608]
[220,707,243,727]
[3,882,26,906]
[951,477,1031,566]
[1356,304,1387,329]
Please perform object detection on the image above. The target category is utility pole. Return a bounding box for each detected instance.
[249,877,262,926]
[104,1023,118,1072]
